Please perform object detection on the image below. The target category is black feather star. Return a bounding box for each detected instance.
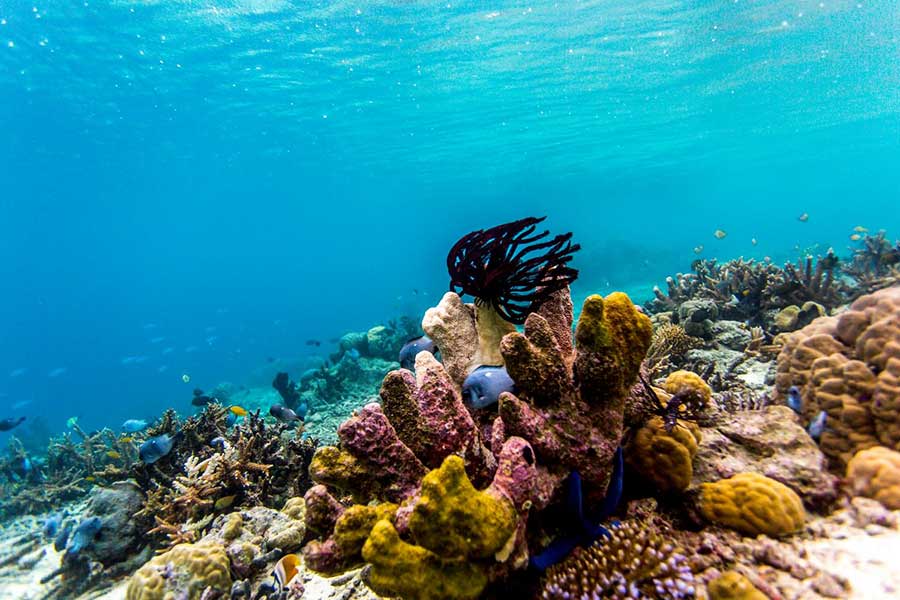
[447,216,580,324]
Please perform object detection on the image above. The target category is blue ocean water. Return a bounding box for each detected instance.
[1,0,898,436]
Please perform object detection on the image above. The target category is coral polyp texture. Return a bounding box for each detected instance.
[540,520,696,600]
[626,415,701,494]
[126,542,231,600]
[846,445,900,509]
[775,285,900,467]
[303,286,652,596]
[699,472,806,537]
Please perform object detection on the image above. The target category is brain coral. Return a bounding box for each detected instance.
[775,285,900,467]
[846,445,900,510]
[699,472,806,537]
[626,416,701,493]
[126,542,231,600]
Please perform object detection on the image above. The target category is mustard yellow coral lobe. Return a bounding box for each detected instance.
[707,571,768,600]
[576,293,652,356]
[126,543,231,600]
[361,455,517,600]
[700,472,806,537]
[627,415,701,493]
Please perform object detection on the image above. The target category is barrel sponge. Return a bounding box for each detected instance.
[126,542,231,600]
[361,455,517,600]
[707,571,768,600]
[664,369,712,408]
[627,416,701,493]
[699,473,806,537]
[846,446,900,510]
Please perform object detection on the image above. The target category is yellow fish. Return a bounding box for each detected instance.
[214,494,237,510]
[693,245,704,254]
[714,229,727,240]
[273,553,300,590]
[119,436,133,443]
[850,234,862,241]
[229,405,248,417]
[182,373,191,383]
[798,213,809,222]
[853,226,868,233]
[106,450,121,460]
[85,476,96,482]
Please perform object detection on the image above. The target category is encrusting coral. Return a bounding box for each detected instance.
[846,445,900,510]
[707,571,768,600]
[539,519,697,599]
[699,472,806,537]
[775,285,900,468]
[126,542,231,600]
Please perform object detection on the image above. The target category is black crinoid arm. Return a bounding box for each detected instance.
[447,216,581,324]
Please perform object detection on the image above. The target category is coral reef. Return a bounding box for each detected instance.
[699,473,806,537]
[626,416,701,494]
[774,285,900,468]
[706,571,767,600]
[126,542,231,600]
[540,519,696,599]
[846,445,900,510]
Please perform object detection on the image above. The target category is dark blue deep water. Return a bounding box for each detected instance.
[1,1,898,435]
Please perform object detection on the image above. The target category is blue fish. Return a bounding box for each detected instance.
[54,520,73,552]
[0,417,25,432]
[462,365,515,409]
[399,335,436,370]
[67,516,102,555]
[346,348,361,361]
[43,513,63,539]
[808,410,827,441]
[787,386,803,414]
[530,446,625,572]
[121,419,149,433]
[139,431,182,464]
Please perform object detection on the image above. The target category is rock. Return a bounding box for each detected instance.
[677,299,719,339]
[80,480,146,566]
[366,326,393,359]
[340,332,369,355]
[692,406,839,511]
[710,320,752,351]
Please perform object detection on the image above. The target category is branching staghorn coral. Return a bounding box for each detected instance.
[645,324,703,377]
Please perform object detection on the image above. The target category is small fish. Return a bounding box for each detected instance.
[462,365,516,410]
[161,347,174,355]
[214,494,237,510]
[229,405,248,417]
[808,410,827,441]
[11,399,32,411]
[399,335,437,370]
[106,450,121,460]
[67,517,102,555]
[139,431,183,464]
[798,213,809,222]
[157,365,169,373]
[713,229,727,239]
[9,368,26,377]
[10,456,32,479]
[273,553,300,590]
[787,386,803,414]
[184,346,198,353]
[119,436,134,443]
[0,416,25,432]
[149,336,165,344]
[66,416,78,429]
[182,373,191,383]
[84,476,96,482]
[210,436,227,451]
[346,348,360,360]
[724,294,740,308]
[269,404,302,423]
[226,411,237,427]
[850,234,862,241]
[121,419,148,433]
[48,367,68,378]
[693,245,704,254]
[853,225,868,233]
[305,339,322,347]
[192,388,216,406]
[43,513,64,539]
[54,520,73,551]
[751,237,758,246]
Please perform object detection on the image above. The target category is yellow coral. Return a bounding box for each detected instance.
[707,571,768,600]
[126,543,231,600]
[664,370,712,408]
[627,416,701,493]
[700,473,805,537]
[333,502,398,561]
[361,455,517,600]
[846,446,900,510]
